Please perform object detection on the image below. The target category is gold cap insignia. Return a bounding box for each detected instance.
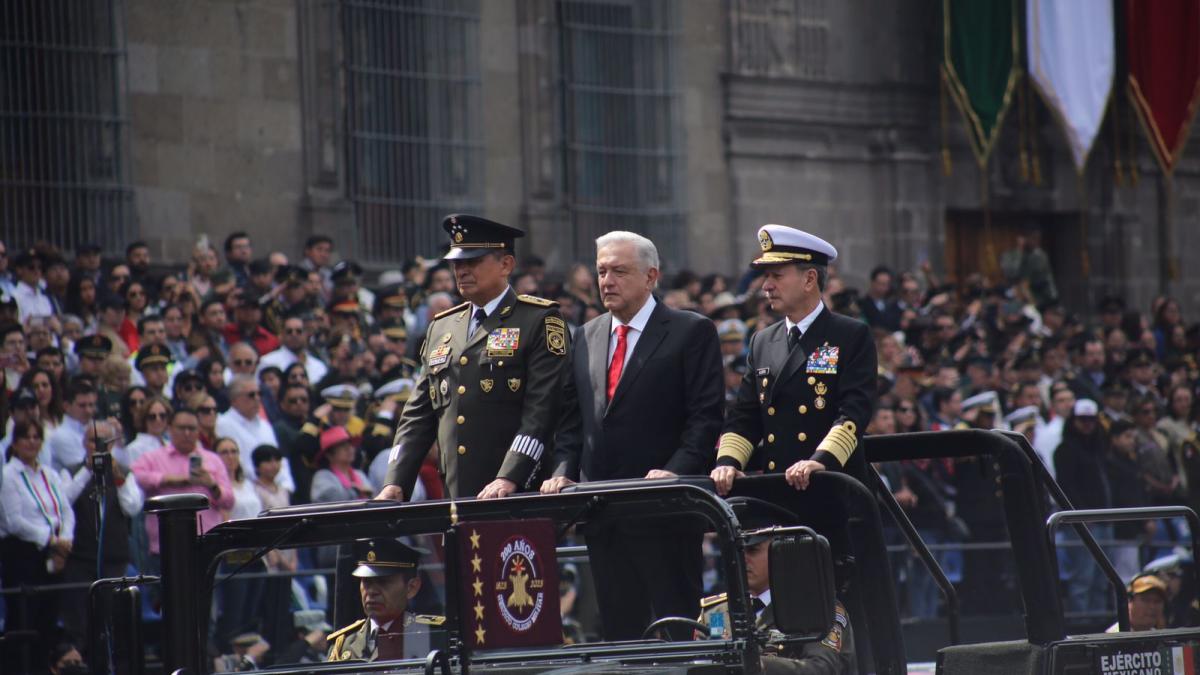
[367,550,376,562]
[759,229,773,252]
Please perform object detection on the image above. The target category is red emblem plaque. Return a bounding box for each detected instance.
[457,519,562,650]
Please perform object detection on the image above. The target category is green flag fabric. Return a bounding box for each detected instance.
[943,0,1021,165]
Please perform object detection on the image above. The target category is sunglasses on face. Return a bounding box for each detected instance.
[145,411,168,420]
[285,397,308,405]
[217,449,239,456]
[240,390,261,399]
[196,406,217,414]
[284,328,304,335]
[233,359,255,367]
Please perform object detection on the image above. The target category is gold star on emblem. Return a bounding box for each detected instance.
[470,530,481,549]
[473,578,483,596]
[475,624,486,644]
[471,555,482,573]
[474,601,485,620]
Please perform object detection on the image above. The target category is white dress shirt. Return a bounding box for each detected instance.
[47,416,88,474]
[469,286,511,336]
[0,458,75,546]
[64,464,145,517]
[215,409,295,493]
[785,301,825,340]
[258,346,329,385]
[13,280,54,323]
[607,295,657,375]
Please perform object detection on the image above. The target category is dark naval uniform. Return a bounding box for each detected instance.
[383,215,569,499]
[326,612,445,662]
[716,226,876,481]
[699,594,854,675]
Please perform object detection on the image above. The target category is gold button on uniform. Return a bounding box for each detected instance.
[799,405,808,414]
[767,406,776,416]
[807,376,816,385]
[798,432,807,441]
[767,433,775,443]
[768,461,776,470]
[459,356,468,365]
[457,415,465,425]
[457,385,466,395]
[457,445,466,455]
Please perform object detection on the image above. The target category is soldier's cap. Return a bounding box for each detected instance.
[135,343,173,370]
[1101,379,1129,396]
[751,224,837,268]
[442,214,525,261]
[962,390,998,414]
[1144,552,1191,578]
[374,284,408,310]
[380,317,408,341]
[710,292,740,316]
[330,299,359,315]
[1126,348,1155,368]
[174,368,205,388]
[74,334,113,357]
[12,387,37,408]
[331,260,364,285]
[1073,398,1099,418]
[231,632,265,648]
[293,609,332,633]
[726,496,799,545]
[352,538,424,578]
[1003,405,1040,428]
[318,425,352,454]
[717,318,747,343]
[374,377,415,401]
[275,264,308,286]
[1110,419,1135,436]
[321,383,359,409]
[1129,573,1168,598]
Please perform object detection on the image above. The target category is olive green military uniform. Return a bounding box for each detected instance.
[326,612,446,662]
[383,288,568,498]
[699,594,854,674]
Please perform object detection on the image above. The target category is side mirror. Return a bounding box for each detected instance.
[768,529,835,638]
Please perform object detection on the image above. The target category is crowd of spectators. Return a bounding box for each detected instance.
[0,230,1197,666]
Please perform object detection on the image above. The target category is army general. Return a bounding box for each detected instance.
[377,215,569,501]
[711,225,877,495]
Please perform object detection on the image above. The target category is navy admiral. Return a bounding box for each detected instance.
[326,539,445,661]
[377,215,569,501]
[711,225,876,495]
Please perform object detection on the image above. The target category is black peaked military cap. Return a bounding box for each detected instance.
[726,497,800,545]
[351,538,423,578]
[74,334,113,357]
[136,343,173,370]
[442,214,525,261]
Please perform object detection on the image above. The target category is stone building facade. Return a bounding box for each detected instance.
[4,0,1196,314]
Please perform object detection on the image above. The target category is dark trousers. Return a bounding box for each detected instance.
[585,525,703,641]
[61,556,128,653]
[1,537,62,671]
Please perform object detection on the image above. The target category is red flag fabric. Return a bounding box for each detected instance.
[1126,0,1200,173]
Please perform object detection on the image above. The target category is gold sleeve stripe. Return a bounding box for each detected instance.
[816,424,858,467]
[717,433,754,468]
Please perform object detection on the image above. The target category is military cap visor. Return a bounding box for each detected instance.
[75,334,113,356]
[442,214,525,261]
[751,224,838,269]
[351,539,423,578]
[136,344,173,369]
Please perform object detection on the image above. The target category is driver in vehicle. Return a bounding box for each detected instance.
[699,498,855,674]
[327,539,446,661]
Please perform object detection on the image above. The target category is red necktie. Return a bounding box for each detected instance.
[607,324,630,402]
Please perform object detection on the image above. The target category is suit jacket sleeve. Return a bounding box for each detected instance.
[663,317,725,475]
[385,321,440,497]
[496,308,570,487]
[811,319,877,471]
[549,335,583,481]
[717,331,767,469]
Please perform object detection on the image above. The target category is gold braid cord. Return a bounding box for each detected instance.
[716,433,754,469]
[816,422,858,468]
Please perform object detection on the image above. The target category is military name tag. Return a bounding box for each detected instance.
[806,344,839,374]
[429,344,452,367]
[487,328,520,357]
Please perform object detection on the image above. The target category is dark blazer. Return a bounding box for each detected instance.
[718,306,877,480]
[552,300,724,482]
[860,296,902,332]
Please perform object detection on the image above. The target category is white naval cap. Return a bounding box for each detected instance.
[320,383,360,409]
[752,224,838,268]
[1003,405,1040,427]
[374,377,415,400]
[962,390,999,412]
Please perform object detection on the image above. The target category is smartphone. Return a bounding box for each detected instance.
[189,455,202,473]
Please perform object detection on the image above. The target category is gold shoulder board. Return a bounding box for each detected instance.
[434,302,471,320]
[327,618,366,641]
[517,294,559,308]
[414,614,447,626]
[700,593,728,609]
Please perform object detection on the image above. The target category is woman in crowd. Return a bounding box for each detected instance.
[171,370,207,409]
[19,367,64,436]
[211,435,267,652]
[186,237,219,299]
[309,426,373,503]
[251,443,298,649]
[214,436,262,522]
[99,355,132,398]
[125,396,172,465]
[119,385,151,445]
[189,391,221,451]
[199,355,230,412]
[283,362,311,392]
[64,275,99,333]
[259,365,284,422]
[124,280,152,318]
[0,420,75,665]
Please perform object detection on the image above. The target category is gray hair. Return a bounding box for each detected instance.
[229,373,257,397]
[595,231,659,272]
[797,263,828,292]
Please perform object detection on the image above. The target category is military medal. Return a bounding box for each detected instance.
[815,396,826,410]
[508,377,521,392]
[481,379,494,393]
[814,381,828,396]
[487,328,519,358]
[807,344,840,375]
[442,332,453,344]
[440,379,449,396]
[428,344,452,367]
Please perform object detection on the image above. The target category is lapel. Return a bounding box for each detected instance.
[607,301,669,413]
[774,306,831,395]
[465,288,518,350]
[587,316,612,420]
[758,602,775,631]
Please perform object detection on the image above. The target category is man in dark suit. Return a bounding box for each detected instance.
[711,225,877,496]
[376,215,569,501]
[544,230,724,640]
[858,265,902,332]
